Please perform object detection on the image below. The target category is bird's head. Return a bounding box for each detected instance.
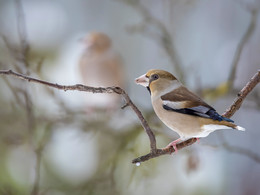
[81,32,111,52]
[135,69,179,96]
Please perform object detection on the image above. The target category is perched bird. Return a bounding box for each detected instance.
[135,69,245,151]
[79,32,125,112]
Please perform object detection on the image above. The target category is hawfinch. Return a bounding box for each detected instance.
[79,32,125,111]
[135,69,245,151]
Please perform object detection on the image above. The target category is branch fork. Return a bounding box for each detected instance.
[0,69,259,164]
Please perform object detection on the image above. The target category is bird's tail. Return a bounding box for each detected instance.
[210,120,246,131]
[235,125,245,131]
[223,121,245,131]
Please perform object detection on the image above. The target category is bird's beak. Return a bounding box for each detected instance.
[135,74,149,87]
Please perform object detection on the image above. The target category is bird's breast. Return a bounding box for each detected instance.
[151,97,203,139]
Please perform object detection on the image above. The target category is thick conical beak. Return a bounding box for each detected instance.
[135,74,149,87]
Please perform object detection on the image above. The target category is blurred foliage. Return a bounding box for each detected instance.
[0,0,260,195]
[203,82,230,100]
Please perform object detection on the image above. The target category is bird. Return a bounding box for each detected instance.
[78,32,125,112]
[135,69,245,151]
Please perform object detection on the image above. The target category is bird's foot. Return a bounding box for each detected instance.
[165,138,181,154]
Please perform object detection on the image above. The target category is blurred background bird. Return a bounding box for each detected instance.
[78,32,125,113]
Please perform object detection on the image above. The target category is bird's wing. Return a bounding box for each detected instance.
[161,86,234,122]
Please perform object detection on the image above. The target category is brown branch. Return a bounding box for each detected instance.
[224,70,260,118]
[132,138,197,164]
[0,69,259,165]
[0,70,157,153]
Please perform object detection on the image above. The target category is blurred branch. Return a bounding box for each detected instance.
[14,0,30,65]
[23,90,35,136]
[2,2,41,194]
[1,76,25,106]
[0,0,30,72]
[1,69,259,165]
[216,133,260,163]
[0,35,23,73]
[222,143,260,163]
[31,126,51,195]
[31,148,42,195]
[119,0,185,82]
[228,9,258,90]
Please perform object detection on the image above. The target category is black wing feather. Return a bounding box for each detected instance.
[162,104,234,123]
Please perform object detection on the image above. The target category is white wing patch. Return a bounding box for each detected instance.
[162,100,186,109]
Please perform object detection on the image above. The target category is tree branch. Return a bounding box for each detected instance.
[224,70,260,118]
[0,69,259,165]
[0,70,157,153]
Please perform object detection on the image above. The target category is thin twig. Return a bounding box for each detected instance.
[0,70,157,153]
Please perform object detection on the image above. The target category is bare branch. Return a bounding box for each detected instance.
[132,138,197,164]
[0,69,259,165]
[0,69,157,153]
[224,70,260,118]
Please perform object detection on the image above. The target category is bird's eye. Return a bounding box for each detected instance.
[151,74,159,80]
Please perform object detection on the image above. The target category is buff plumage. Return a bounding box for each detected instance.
[135,69,245,151]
